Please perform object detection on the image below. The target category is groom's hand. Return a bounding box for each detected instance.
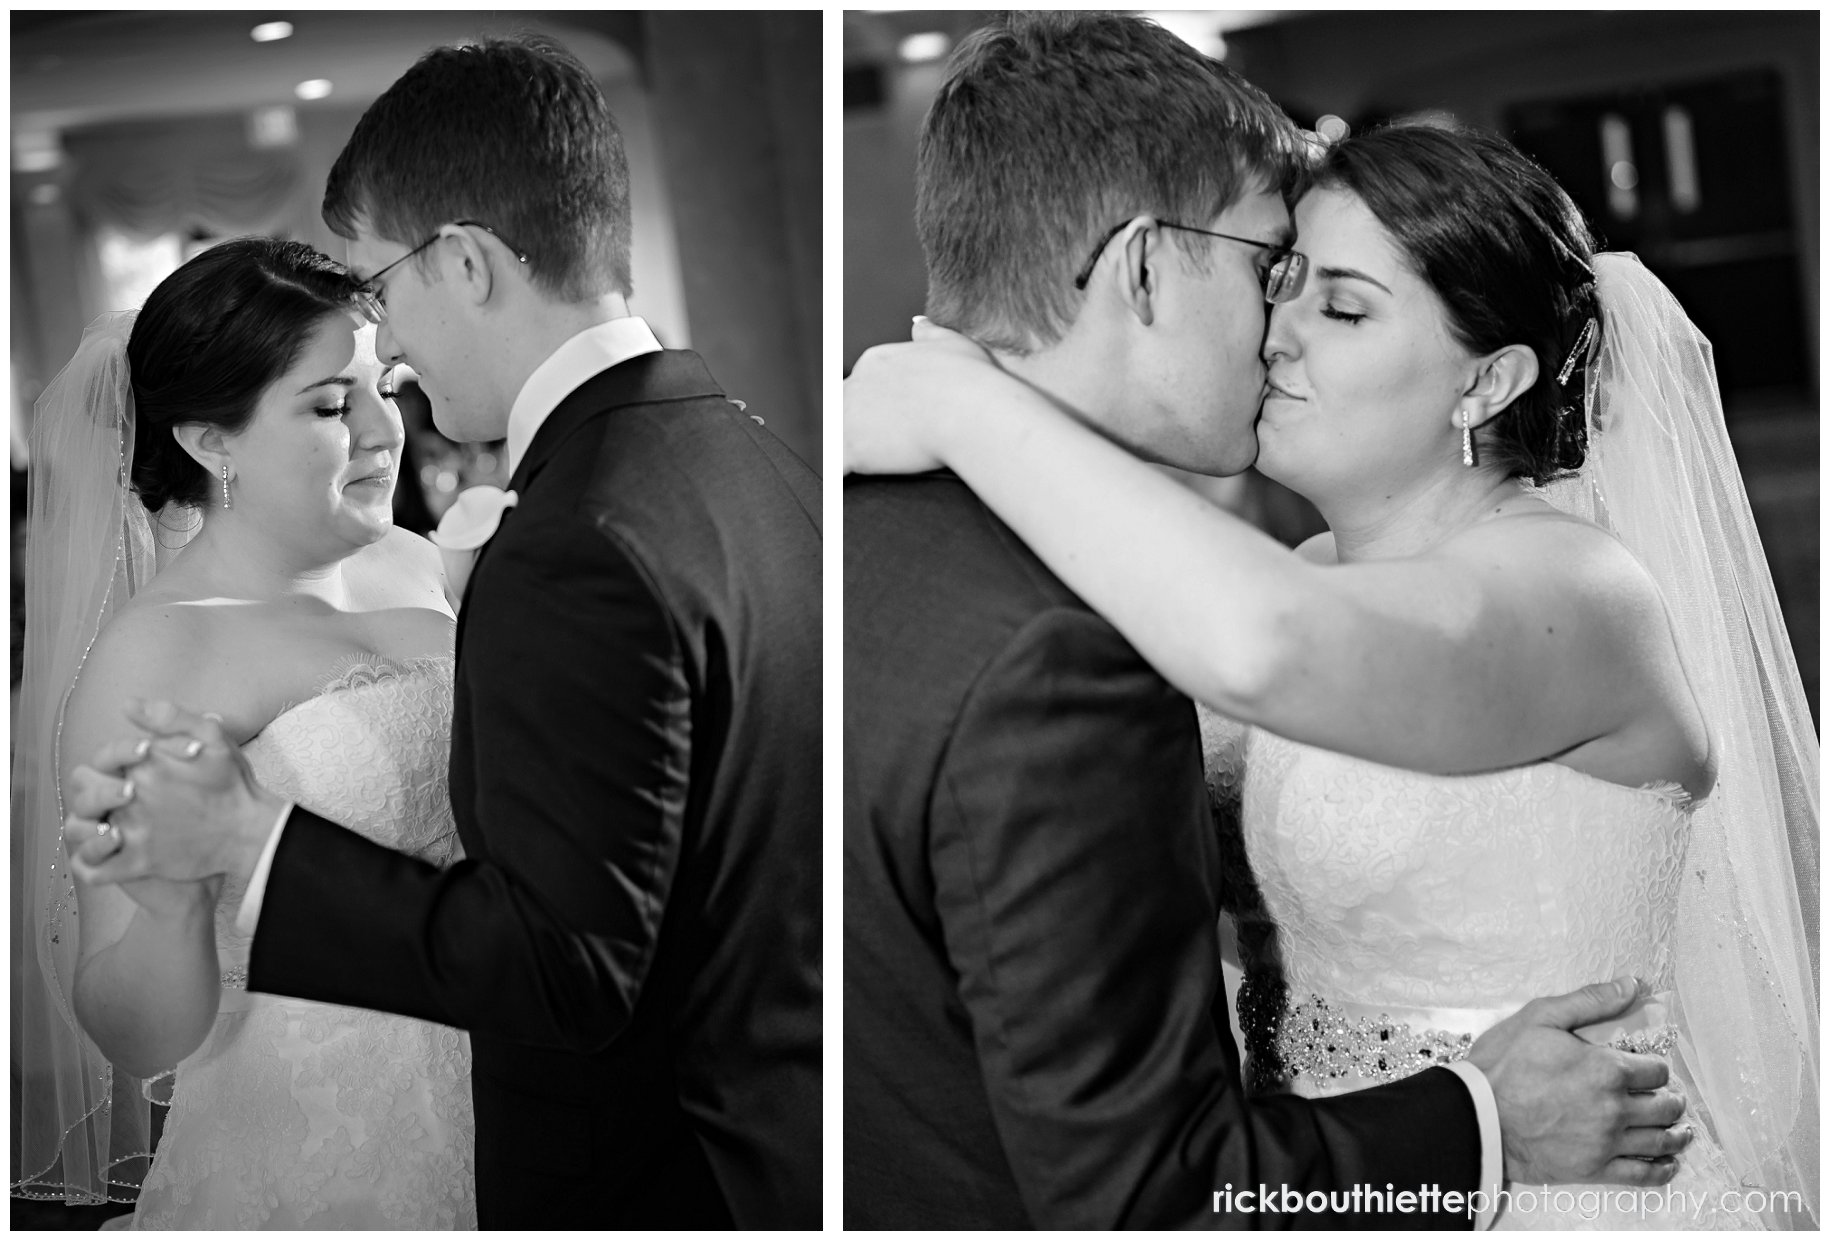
[65,700,284,888]
[1467,976,1691,1187]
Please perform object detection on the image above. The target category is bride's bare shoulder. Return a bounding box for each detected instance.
[61,593,231,760]
[346,527,449,615]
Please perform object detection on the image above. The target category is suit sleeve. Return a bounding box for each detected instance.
[931,608,1482,1229]
[247,510,689,1055]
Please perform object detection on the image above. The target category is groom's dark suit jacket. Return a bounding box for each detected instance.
[845,473,1481,1229]
[248,351,822,1227]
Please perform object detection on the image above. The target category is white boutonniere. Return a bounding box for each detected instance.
[429,485,519,606]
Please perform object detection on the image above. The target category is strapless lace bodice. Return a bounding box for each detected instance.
[1205,713,1690,1014]
[1198,707,1760,1229]
[128,655,476,1230]
[211,656,464,982]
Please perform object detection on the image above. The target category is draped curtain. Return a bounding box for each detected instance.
[63,118,303,243]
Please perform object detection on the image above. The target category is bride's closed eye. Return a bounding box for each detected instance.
[1320,304,1367,324]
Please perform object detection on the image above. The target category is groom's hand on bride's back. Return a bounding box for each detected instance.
[1468,976,1691,1187]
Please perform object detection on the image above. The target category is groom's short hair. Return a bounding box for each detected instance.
[918,13,1300,354]
[323,37,630,302]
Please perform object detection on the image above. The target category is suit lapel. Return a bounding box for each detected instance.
[503,349,727,498]
[454,349,727,659]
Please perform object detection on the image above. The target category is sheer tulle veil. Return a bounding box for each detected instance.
[11,311,166,1203]
[1536,253,1818,1226]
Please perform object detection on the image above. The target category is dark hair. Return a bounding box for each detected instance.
[128,237,362,511]
[322,36,630,302]
[917,12,1303,354]
[1311,121,1599,484]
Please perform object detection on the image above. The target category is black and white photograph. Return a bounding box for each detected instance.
[843,10,1816,1229]
[13,10,820,1229]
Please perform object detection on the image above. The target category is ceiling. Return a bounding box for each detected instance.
[12,10,641,141]
[842,10,1301,65]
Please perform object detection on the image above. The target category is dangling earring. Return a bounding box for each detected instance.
[1461,409,1474,467]
[221,463,233,509]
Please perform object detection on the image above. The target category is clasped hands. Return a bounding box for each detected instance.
[63,699,282,895]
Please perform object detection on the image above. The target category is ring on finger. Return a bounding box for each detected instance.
[93,820,112,838]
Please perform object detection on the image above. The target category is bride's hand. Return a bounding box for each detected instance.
[64,814,220,922]
[843,318,1003,475]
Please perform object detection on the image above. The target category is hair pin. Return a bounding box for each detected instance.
[1557,317,1597,387]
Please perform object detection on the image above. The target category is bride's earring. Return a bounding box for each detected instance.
[221,463,233,509]
[1461,409,1474,467]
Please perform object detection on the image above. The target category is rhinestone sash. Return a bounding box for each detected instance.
[1241,982,1679,1093]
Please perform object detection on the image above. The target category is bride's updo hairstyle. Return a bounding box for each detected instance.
[1310,121,1600,485]
[126,236,362,511]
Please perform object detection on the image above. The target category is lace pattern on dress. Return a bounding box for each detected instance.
[130,654,475,1229]
[1201,725,1757,1228]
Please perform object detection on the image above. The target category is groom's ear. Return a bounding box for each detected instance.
[1461,343,1540,426]
[1110,217,1157,328]
[438,226,497,307]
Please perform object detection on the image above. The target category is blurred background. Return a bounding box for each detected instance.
[11,9,816,1227]
[844,8,1819,720]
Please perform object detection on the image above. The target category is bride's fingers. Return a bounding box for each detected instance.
[69,822,150,887]
[1614,1123,1694,1161]
[150,735,209,761]
[909,317,988,356]
[67,764,137,821]
[85,735,155,778]
[62,815,120,866]
[121,698,228,749]
[1619,1087,1687,1130]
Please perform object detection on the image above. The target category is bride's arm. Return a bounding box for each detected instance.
[845,336,1679,778]
[61,614,224,1079]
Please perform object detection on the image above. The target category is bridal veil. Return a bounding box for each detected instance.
[1537,253,1818,1226]
[12,312,161,1204]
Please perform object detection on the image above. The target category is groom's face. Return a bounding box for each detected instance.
[347,227,503,444]
[1125,186,1291,478]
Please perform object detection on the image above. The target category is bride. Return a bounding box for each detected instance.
[13,237,475,1227]
[845,122,1816,1228]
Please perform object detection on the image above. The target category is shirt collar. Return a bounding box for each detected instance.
[505,316,664,476]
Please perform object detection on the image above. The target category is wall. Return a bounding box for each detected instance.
[644,12,822,465]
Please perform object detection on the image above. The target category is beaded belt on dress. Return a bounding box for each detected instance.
[1241,983,1679,1091]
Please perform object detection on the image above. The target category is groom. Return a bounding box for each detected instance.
[845,13,1685,1229]
[69,38,820,1227]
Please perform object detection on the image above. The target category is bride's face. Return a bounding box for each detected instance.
[1256,187,1477,507]
[221,316,405,558]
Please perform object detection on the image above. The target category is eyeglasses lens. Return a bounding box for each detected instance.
[354,289,385,326]
[1264,253,1307,305]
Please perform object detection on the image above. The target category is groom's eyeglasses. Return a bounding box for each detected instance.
[1070,219,1309,304]
[353,221,530,325]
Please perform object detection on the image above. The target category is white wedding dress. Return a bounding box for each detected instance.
[120,655,476,1229]
[1201,708,1760,1230]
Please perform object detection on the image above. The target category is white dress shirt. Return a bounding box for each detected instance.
[1446,1058,1505,1229]
[235,317,666,936]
